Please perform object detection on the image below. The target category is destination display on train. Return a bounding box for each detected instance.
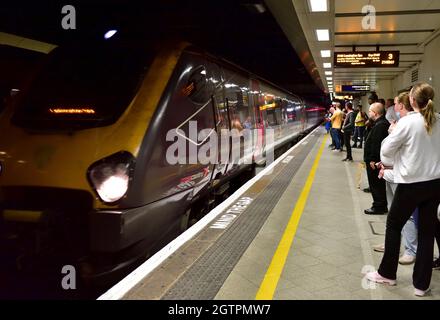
[335,51,400,68]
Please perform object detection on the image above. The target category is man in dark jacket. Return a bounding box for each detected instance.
[363,102,390,214]
[342,102,356,161]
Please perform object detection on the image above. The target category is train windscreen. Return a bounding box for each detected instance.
[12,40,154,130]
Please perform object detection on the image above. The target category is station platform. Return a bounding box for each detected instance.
[100,126,440,300]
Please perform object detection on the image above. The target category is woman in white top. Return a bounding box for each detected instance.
[366,83,440,296]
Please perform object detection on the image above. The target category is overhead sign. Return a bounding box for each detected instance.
[334,95,354,100]
[335,51,400,68]
[341,85,370,92]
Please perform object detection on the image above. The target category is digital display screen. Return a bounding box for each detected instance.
[341,85,370,92]
[335,51,400,68]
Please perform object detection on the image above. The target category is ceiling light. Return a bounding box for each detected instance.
[316,29,330,41]
[308,0,328,12]
[253,4,266,13]
[325,71,332,75]
[104,29,118,39]
[326,77,332,81]
[323,63,332,68]
[321,50,331,58]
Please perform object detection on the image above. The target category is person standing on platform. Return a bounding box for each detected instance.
[385,98,398,124]
[342,102,355,162]
[325,107,334,135]
[363,102,390,215]
[366,83,440,297]
[330,103,343,151]
[352,105,367,148]
[373,92,418,265]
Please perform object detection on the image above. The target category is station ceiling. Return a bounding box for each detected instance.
[0,0,327,104]
[278,0,440,94]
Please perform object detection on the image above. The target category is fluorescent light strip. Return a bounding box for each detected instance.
[323,63,332,68]
[316,29,330,41]
[309,0,328,12]
[325,71,332,75]
[321,50,331,58]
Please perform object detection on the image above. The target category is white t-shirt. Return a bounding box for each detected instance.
[381,112,440,184]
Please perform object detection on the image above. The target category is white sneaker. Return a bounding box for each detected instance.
[373,243,385,252]
[366,271,397,286]
[414,288,431,297]
[399,254,416,265]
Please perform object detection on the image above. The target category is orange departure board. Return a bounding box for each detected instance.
[335,51,399,68]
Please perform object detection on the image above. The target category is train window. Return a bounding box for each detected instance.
[11,40,154,130]
[184,66,210,105]
[264,97,282,127]
[223,72,252,131]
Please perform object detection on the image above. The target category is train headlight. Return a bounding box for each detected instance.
[87,151,135,204]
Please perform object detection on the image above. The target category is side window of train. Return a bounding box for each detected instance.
[184,66,210,105]
[249,85,264,129]
[223,71,252,132]
[262,93,283,127]
[286,99,297,122]
[208,62,228,129]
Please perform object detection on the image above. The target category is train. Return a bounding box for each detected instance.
[0,36,325,283]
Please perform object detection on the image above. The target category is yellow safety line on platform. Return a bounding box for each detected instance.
[256,134,328,300]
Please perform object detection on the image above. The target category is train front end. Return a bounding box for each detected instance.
[0,38,183,282]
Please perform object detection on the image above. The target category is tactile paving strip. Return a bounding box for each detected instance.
[162,131,321,300]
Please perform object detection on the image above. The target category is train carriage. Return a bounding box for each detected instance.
[0,36,324,281]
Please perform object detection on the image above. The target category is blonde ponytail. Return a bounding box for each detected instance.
[420,99,436,134]
[410,83,436,134]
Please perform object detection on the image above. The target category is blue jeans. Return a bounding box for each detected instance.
[330,128,341,149]
[402,211,418,257]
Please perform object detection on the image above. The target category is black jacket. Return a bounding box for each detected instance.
[342,111,356,134]
[363,116,390,163]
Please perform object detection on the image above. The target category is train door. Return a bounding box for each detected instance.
[300,101,306,132]
[249,78,265,163]
[206,61,230,181]
[222,68,252,175]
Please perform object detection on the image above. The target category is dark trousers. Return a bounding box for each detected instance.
[343,131,353,160]
[339,130,344,150]
[352,127,365,147]
[378,179,440,290]
[366,165,387,210]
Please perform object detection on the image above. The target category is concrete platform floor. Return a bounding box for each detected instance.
[216,128,440,300]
